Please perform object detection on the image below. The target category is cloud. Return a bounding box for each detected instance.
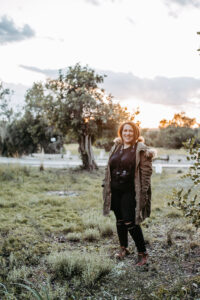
[20,65,59,78]
[85,0,100,5]
[84,0,118,5]
[164,0,200,7]
[126,17,135,25]
[19,65,200,109]
[0,15,35,45]
[102,70,200,107]
[163,0,200,18]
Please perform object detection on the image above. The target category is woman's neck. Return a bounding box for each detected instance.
[123,143,132,149]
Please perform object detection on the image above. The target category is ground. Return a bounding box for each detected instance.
[0,165,199,299]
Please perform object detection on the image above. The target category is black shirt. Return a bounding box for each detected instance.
[110,145,136,191]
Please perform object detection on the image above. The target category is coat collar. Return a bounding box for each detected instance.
[111,140,156,169]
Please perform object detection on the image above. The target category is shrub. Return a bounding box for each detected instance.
[47,250,113,286]
[99,222,114,237]
[83,229,100,241]
[7,266,32,282]
[169,138,200,228]
[66,232,82,242]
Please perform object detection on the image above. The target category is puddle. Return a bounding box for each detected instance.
[47,191,79,197]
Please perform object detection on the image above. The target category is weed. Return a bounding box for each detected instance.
[83,228,100,241]
[99,221,114,237]
[47,250,113,286]
[66,232,82,242]
[7,266,32,282]
[0,165,199,299]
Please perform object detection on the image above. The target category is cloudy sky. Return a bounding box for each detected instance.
[0,0,200,128]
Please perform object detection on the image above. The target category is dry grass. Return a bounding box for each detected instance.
[0,164,199,299]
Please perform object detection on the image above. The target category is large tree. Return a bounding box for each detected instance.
[27,64,135,170]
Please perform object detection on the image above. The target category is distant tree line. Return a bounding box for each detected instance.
[1,64,200,169]
[0,82,63,157]
[142,112,200,149]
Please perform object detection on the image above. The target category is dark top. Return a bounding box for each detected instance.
[110,144,136,191]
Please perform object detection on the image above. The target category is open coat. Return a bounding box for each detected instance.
[103,140,155,224]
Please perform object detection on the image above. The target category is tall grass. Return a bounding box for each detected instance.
[47,250,113,286]
[0,164,199,299]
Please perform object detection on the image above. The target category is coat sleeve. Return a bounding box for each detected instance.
[140,150,153,195]
[102,144,116,187]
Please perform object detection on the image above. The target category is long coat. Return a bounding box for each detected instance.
[103,141,155,224]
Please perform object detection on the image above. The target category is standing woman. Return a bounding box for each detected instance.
[103,121,155,266]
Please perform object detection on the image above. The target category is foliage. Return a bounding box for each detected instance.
[0,281,52,300]
[0,81,63,157]
[47,250,113,286]
[158,126,197,149]
[159,112,199,128]
[169,138,200,228]
[0,82,14,123]
[14,281,52,300]
[141,126,198,149]
[26,63,136,169]
[0,112,63,156]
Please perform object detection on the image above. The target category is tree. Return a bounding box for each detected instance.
[159,112,198,129]
[25,83,63,154]
[158,126,196,149]
[157,112,198,149]
[0,82,13,154]
[0,82,13,123]
[27,64,135,170]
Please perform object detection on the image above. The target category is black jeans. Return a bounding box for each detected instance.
[111,188,146,253]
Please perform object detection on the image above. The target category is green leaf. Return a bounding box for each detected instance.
[13,282,43,300]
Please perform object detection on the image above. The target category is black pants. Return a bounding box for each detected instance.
[111,189,146,253]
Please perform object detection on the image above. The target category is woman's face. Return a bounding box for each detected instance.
[122,124,134,145]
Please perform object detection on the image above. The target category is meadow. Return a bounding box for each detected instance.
[0,164,199,299]
[64,144,187,157]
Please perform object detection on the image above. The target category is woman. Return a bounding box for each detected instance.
[103,121,155,266]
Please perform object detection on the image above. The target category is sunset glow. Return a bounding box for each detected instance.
[0,0,200,128]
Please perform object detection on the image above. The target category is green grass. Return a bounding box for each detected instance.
[64,143,102,156]
[154,147,187,156]
[0,164,199,299]
[64,143,188,157]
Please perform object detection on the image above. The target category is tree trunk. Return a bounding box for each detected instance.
[78,134,98,170]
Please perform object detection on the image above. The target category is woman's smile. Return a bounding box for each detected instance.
[122,124,134,145]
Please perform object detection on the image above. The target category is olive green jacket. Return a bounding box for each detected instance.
[103,141,155,224]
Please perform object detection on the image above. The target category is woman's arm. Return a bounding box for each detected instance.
[140,150,153,195]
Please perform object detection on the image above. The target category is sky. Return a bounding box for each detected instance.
[0,0,200,128]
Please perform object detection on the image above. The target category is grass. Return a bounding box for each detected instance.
[64,143,188,157]
[0,164,199,299]
[64,143,102,156]
[155,147,187,156]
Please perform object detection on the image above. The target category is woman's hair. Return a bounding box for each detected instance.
[118,121,143,144]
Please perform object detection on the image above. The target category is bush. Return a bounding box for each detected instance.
[66,232,82,242]
[158,127,196,149]
[83,229,100,241]
[169,138,200,228]
[47,250,113,286]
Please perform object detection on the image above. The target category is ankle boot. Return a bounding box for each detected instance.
[136,252,148,266]
[115,246,130,260]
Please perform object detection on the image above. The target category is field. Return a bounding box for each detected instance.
[64,144,188,157]
[0,164,199,299]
